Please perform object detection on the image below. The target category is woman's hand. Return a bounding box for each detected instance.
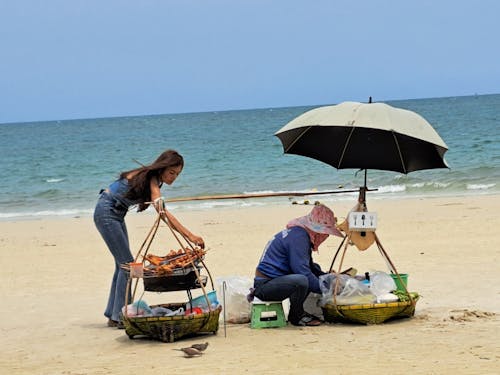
[154,195,204,248]
[153,197,166,214]
[189,234,205,249]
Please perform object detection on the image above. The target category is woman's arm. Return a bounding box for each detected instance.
[150,176,205,248]
[163,209,204,247]
[288,230,322,294]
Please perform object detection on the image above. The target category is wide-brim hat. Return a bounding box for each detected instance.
[294,204,343,237]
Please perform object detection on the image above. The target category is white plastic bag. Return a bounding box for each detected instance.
[216,276,253,324]
[370,271,397,302]
[122,300,153,317]
[336,277,376,305]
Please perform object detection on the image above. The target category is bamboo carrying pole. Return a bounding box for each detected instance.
[132,157,373,203]
[165,188,367,202]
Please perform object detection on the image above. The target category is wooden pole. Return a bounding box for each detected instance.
[166,188,377,203]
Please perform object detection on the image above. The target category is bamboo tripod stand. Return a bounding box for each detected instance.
[328,185,413,301]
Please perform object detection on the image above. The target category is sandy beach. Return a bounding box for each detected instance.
[1,194,499,374]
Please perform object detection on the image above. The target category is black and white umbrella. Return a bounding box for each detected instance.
[275,101,448,175]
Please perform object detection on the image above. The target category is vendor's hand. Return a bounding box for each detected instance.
[190,234,205,249]
[153,197,166,214]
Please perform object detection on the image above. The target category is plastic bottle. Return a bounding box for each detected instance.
[362,272,370,286]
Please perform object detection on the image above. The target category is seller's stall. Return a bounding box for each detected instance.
[319,184,419,324]
[275,100,449,324]
[121,212,221,342]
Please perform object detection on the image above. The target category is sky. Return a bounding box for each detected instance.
[1,0,499,124]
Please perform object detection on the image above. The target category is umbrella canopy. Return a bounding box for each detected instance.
[275,101,448,174]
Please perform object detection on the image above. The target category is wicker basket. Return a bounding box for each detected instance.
[322,295,419,325]
[123,303,222,342]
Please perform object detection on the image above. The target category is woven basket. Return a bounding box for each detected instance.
[124,303,222,342]
[322,295,419,325]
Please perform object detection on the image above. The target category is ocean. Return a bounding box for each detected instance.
[0,94,499,221]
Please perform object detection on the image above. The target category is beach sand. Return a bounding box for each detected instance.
[1,194,499,374]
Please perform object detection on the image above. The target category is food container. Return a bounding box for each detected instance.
[189,290,218,310]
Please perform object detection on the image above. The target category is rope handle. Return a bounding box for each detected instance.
[150,197,215,291]
[329,231,414,309]
[160,212,215,312]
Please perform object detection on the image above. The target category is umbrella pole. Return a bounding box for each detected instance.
[352,169,369,209]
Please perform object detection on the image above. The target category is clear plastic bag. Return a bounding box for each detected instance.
[370,271,397,302]
[216,276,253,324]
[319,273,347,305]
[336,277,376,305]
[319,273,376,305]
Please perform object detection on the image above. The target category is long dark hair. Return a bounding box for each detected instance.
[121,149,184,211]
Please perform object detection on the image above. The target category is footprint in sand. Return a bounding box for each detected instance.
[445,309,497,322]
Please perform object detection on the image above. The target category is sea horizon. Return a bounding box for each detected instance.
[2,92,497,126]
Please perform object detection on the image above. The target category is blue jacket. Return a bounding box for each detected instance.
[256,226,325,294]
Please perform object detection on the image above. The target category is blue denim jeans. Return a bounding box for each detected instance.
[94,192,133,322]
[253,274,309,324]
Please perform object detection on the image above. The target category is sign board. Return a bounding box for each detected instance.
[348,212,377,231]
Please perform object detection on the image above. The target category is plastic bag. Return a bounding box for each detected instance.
[216,276,253,324]
[319,273,348,305]
[122,299,153,317]
[303,292,323,320]
[336,277,376,305]
[151,306,185,316]
[319,273,376,305]
[370,271,397,302]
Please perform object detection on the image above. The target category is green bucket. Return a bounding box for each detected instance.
[390,273,408,292]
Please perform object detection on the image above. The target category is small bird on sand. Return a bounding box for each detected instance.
[174,347,203,358]
[190,342,209,352]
